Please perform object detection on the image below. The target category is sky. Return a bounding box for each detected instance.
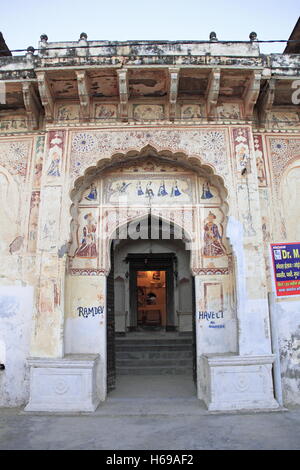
[1,0,300,55]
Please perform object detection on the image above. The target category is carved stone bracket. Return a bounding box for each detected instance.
[169,67,180,121]
[117,69,129,121]
[205,68,221,118]
[76,70,90,121]
[36,71,54,122]
[256,78,276,127]
[22,82,42,130]
[243,71,261,119]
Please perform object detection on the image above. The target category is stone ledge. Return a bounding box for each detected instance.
[24,354,101,413]
[200,354,280,412]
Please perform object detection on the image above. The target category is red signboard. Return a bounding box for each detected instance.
[270,242,300,297]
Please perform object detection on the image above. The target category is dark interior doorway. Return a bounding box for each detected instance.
[126,253,176,331]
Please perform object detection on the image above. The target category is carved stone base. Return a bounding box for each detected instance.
[24,354,100,413]
[200,354,279,412]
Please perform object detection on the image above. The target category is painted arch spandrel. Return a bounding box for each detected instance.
[280,163,300,242]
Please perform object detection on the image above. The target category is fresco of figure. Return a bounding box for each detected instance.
[203,211,226,257]
[47,133,63,177]
[201,182,214,199]
[157,181,168,196]
[75,213,98,258]
[145,182,154,199]
[85,183,98,201]
[137,181,144,196]
[170,181,181,197]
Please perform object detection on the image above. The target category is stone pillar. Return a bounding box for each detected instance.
[228,127,272,356]
[196,127,279,411]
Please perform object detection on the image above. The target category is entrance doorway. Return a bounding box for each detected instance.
[127,253,176,331]
[106,222,196,393]
[137,270,166,329]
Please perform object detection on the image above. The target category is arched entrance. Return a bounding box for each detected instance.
[106,215,196,395]
[65,151,235,403]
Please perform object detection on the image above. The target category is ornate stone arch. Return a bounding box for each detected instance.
[67,145,230,272]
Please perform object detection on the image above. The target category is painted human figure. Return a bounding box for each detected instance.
[137,181,144,196]
[118,182,131,193]
[75,213,98,258]
[85,183,98,201]
[201,182,213,199]
[157,181,168,196]
[170,181,181,197]
[203,211,226,257]
[145,182,154,199]
[47,134,63,177]
[47,149,61,176]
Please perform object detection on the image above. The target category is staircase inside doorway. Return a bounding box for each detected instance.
[115,332,193,376]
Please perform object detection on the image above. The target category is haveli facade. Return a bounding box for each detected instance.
[0,32,299,413]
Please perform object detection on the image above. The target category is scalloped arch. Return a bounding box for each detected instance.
[70,144,229,202]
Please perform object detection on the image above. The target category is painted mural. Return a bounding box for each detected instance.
[0,139,31,180]
[232,127,251,172]
[181,104,204,119]
[267,112,300,130]
[103,175,193,204]
[56,104,79,122]
[75,210,98,259]
[133,105,164,121]
[217,103,241,120]
[46,131,65,180]
[0,116,27,133]
[94,104,117,120]
[27,191,40,253]
[253,134,267,187]
[33,136,45,188]
[203,211,226,258]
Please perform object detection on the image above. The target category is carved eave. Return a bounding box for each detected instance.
[36,71,54,122]
[76,70,90,121]
[169,68,179,121]
[243,71,261,119]
[117,69,128,122]
[205,68,220,118]
[22,82,41,130]
[256,78,276,127]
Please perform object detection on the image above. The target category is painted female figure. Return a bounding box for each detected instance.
[85,183,98,201]
[75,213,98,258]
[145,182,154,199]
[157,181,168,196]
[137,181,144,196]
[201,182,214,199]
[170,181,181,197]
[203,211,226,257]
[47,149,61,177]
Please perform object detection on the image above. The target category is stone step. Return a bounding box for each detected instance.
[116,358,192,367]
[115,338,192,347]
[115,344,193,353]
[116,366,193,375]
[116,350,193,360]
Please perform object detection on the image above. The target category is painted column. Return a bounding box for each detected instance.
[29,130,68,358]
[229,127,272,356]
